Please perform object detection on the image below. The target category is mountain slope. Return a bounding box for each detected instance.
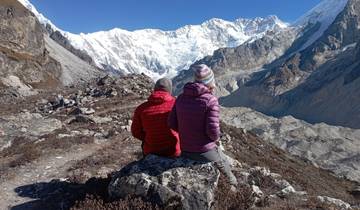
[0,0,103,103]
[222,107,360,183]
[0,0,61,101]
[44,36,103,86]
[0,75,358,209]
[220,0,360,128]
[294,0,348,50]
[172,0,351,96]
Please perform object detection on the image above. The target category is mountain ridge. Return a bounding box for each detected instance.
[17,0,288,79]
[219,0,360,128]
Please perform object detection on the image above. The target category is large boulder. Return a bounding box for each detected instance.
[108,155,220,210]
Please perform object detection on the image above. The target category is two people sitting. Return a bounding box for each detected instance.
[131,64,238,187]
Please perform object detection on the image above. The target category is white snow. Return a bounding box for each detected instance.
[18,0,349,80]
[63,16,288,80]
[293,0,348,50]
[17,0,288,80]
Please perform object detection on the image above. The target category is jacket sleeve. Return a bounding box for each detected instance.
[206,96,220,142]
[168,104,179,132]
[131,106,145,141]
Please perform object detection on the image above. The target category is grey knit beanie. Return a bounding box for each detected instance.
[192,64,216,88]
[154,78,172,93]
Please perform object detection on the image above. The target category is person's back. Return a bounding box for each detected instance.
[169,64,238,188]
[131,78,180,157]
[173,82,219,152]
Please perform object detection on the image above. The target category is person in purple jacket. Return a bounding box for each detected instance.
[168,64,238,187]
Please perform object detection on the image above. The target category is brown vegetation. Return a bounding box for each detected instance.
[220,122,359,204]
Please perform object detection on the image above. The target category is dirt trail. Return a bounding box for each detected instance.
[0,143,104,210]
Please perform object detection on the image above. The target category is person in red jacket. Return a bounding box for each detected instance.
[131,78,181,157]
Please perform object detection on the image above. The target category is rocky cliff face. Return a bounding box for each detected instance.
[0,0,62,100]
[0,0,103,102]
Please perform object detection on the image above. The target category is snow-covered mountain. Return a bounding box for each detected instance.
[293,0,348,50]
[64,16,287,79]
[18,0,288,79]
[216,0,360,128]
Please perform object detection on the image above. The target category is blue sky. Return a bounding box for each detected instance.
[30,0,322,33]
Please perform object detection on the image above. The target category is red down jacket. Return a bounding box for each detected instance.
[131,90,181,157]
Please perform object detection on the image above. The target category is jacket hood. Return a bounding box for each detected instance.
[148,90,174,104]
[183,82,211,97]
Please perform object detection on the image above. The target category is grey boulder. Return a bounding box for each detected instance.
[108,155,220,210]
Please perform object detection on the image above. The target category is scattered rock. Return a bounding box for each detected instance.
[108,155,220,210]
[222,107,360,183]
[91,116,112,124]
[351,186,360,196]
[68,107,82,115]
[97,75,115,86]
[63,98,76,107]
[252,185,264,198]
[80,129,95,137]
[120,125,131,132]
[104,88,118,97]
[67,115,94,124]
[276,186,296,198]
[317,196,351,210]
[0,112,62,151]
[81,108,95,115]
[57,133,73,139]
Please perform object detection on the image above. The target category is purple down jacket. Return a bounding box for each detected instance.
[168,82,220,153]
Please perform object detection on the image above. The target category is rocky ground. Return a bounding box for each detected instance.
[221,107,360,183]
[0,75,359,210]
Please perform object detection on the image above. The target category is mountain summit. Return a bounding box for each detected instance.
[17,0,288,79]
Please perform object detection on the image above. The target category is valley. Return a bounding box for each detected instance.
[0,0,359,209]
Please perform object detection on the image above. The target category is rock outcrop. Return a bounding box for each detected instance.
[0,0,103,102]
[108,155,220,210]
[0,0,61,100]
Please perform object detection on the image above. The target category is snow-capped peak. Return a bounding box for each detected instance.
[294,0,348,26]
[293,0,348,50]
[63,16,288,79]
[17,0,288,80]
